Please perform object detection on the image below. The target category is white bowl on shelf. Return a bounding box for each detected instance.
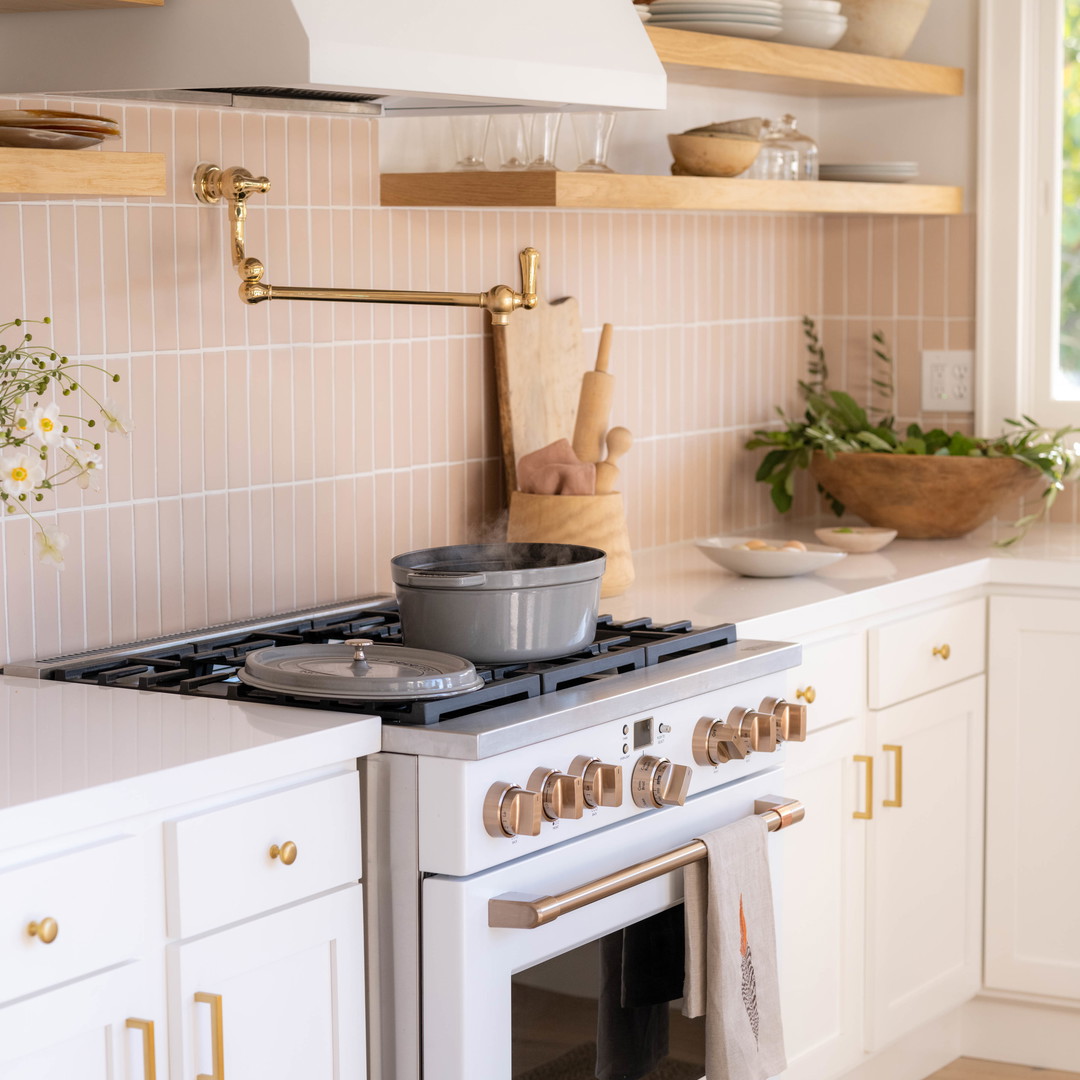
[773,12,848,47]
[696,537,847,578]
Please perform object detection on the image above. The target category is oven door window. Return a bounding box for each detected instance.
[511,905,705,1080]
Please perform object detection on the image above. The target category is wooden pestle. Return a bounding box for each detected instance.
[571,323,615,464]
[595,426,633,494]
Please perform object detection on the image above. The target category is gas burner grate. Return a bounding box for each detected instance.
[37,604,735,725]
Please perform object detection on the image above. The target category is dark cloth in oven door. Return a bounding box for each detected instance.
[595,905,686,1080]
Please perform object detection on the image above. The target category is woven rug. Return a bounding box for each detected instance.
[515,1042,703,1080]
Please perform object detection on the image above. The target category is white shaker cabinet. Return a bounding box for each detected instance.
[0,960,165,1080]
[985,596,1080,1000]
[171,885,366,1080]
[776,716,867,1080]
[864,676,985,1049]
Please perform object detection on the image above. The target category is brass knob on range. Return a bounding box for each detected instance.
[269,841,298,865]
[570,755,623,809]
[484,782,544,838]
[630,755,692,809]
[26,917,59,944]
[760,695,808,742]
[528,768,585,821]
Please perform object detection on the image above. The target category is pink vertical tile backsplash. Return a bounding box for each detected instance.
[0,95,985,664]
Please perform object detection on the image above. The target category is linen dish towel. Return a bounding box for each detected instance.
[683,815,786,1080]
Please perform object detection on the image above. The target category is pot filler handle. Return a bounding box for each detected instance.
[406,571,488,589]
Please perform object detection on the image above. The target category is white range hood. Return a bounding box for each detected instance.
[0,0,666,114]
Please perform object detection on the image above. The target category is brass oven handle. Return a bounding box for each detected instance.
[853,755,874,820]
[126,1018,157,1080]
[487,796,804,929]
[194,992,225,1080]
[882,744,903,808]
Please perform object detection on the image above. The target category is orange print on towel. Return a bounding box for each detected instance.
[740,894,760,1044]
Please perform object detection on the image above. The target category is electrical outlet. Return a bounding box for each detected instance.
[921,350,974,412]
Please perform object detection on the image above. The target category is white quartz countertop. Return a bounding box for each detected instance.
[7,521,1080,837]
[602,522,1080,640]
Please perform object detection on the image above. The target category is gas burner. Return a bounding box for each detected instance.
[14,603,735,726]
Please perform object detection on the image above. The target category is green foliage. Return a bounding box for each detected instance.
[745,318,1080,544]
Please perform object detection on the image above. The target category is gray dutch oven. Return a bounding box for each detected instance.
[390,542,607,664]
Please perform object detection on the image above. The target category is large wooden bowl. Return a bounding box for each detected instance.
[808,452,1040,539]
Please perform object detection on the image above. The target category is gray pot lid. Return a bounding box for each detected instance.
[239,638,485,701]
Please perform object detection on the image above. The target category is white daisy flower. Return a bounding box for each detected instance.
[34,524,68,569]
[101,399,134,435]
[0,451,45,497]
[68,445,104,490]
[30,402,62,447]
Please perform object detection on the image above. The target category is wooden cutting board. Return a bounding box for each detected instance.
[492,296,590,493]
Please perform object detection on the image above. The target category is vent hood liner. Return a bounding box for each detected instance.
[0,0,666,113]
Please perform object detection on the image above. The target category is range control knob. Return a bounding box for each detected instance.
[483,782,544,838]
[738,707,778,753]
[570,755,623,809]
[528,768,585,821]
[631,755,693,809]
[693,716,736,765]
[760,696,808,742]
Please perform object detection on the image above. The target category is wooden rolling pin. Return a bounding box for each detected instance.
[571,323,615,464]
[595,426,633,494]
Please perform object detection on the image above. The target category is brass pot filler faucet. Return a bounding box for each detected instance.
[193,163,540,326]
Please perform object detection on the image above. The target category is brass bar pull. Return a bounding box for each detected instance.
[853,755,874,820]
[194,163,540,325]
[126,1018,157,1080]
[487,796,804,929]
[194,992,225,1080]
[883,744,903,808]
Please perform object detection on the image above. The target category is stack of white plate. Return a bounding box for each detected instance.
[0,110,120,150]
[773,0,848,48]
[820,162,919,183]
[647,0,784,40]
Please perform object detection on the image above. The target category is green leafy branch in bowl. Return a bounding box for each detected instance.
[0,316,131,567]
[745,316,1080,545]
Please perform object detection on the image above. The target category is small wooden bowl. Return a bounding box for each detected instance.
[667,132,762,178]
[808,452,1039,539]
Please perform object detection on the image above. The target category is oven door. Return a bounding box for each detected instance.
[422,767,788,1080]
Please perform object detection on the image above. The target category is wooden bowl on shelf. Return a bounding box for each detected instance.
[808,451,1040,539]
[667,132,762,178]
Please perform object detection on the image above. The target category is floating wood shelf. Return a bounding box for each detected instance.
[0,148,166,196]
[0,0,160,10]
[647,26,963,97]
[381,172,963,216]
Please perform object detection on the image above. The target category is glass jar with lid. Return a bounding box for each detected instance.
[745,115,819,181]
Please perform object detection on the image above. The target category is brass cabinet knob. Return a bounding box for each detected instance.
[569,756,623,809]
[528,768,585,822]
[631,755,692,809]
[27,917,59,944]
[484,782,544,838]
[932,643,951,660]
[269,841,298,865]
[796,685,817,704]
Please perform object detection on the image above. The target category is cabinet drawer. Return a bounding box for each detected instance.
[869,598,986,709]
[167,771,362,938]
[0,836,145,1005]
[786,632,865,734]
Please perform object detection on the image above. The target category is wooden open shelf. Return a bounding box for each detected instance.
[647,26,963,97]
[381,172,962,216]
[0,0,160,11]
[0,148,166,196]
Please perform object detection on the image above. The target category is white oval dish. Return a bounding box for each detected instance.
[696,537,847,577]
[813,525,898,553]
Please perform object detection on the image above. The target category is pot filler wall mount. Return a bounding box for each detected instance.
[193,163,540,326]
